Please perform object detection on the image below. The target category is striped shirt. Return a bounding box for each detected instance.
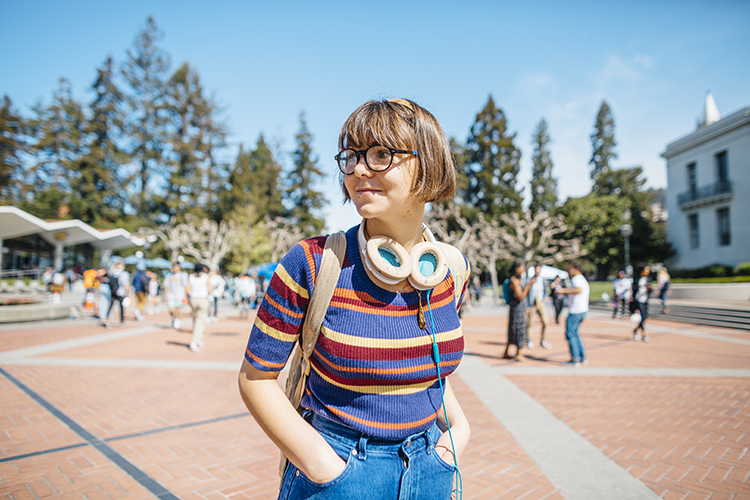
[244,225,467,439]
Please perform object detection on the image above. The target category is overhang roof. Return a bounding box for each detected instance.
[0,206,144,250]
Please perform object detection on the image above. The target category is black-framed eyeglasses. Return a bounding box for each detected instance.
[334,145,418,175]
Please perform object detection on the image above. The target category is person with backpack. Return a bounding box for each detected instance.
[105,259,129,327]
[165,263,188,330]
[502,261,539,361]
[132,262,150,321]
[238,99,470,500]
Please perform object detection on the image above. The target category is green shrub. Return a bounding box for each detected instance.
[670,264,734,279]
[734,262,750,277]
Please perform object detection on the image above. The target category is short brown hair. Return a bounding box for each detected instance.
[338,99,457,203]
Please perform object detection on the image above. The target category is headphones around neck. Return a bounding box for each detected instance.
[357,221,449,291]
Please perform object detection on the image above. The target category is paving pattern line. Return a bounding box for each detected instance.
[0,324,161,360]
[477,364,750,377]
[0,356,242,370]
[457,355,661,500]
[0,366,180,500]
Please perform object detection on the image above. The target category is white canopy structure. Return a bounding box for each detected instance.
[526,265,569,281]
[0,206,144,271]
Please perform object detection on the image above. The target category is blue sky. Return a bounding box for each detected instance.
[2,1,749,232]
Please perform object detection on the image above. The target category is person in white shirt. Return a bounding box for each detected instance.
[209,269,226,323]
[187,263,212,352]
[556,261,590,367]
[165,263,188,330]
[612,271,632,319]
[525,265,551,349]
[632,266,652,342]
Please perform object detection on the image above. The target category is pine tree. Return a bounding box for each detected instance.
[287,112,326,234]
[590,100,618,190]
[69,57,129,224]
[529,118,558,214]
[26,78,86,213]
[121,16,171,216]
[463,96,523,219]
[159,62,229,221]
[0,95,27,202]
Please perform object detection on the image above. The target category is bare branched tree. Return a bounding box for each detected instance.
[181,216,239,271]
[136,217,193,262]
[497,210,586,265]
[264,216,305,262]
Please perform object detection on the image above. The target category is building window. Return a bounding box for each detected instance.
[687,162,697,194]
[688,213,699,249]
[715,151,728,184]
[717,208,730,246]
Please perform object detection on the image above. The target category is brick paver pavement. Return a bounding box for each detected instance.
[1,300,749,499]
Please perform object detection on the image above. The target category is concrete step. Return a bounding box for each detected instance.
[590,301,750,331]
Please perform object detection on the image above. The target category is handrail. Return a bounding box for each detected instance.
[678,180,732,205]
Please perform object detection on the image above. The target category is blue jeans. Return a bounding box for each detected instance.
[279,412,455,500]
[565,312,587,362]
[98,284,111,320]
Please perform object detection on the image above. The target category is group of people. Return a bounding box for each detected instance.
[504,261,590,367]
[612,266,671,342]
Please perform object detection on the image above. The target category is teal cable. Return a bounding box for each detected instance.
[425,289,463,500]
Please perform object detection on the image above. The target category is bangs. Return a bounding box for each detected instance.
[338,101,415,151]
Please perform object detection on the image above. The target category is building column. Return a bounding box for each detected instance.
[54,243,64,271]
[0,237,4,273]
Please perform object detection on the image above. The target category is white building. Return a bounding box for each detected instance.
[662,94,750,270]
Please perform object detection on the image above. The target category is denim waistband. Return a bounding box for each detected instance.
[304,410,438,458]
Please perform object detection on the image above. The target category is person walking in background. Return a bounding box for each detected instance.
[550,276,566,324]
[132,263,150,321]
[187,263,212,352]
[147,271,160,315]
[165,263,188,330]
[503,261,539,361]
[237,273,255,319]
[556,261,590,367]
[106,259,129,327]
[209,268,225,323]
[632,265,652,342]
[657,266,671,314]
[612,271,631,319]
[96,267,112,324]
[525,265,551,349]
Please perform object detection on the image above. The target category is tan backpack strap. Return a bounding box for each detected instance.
[280,231,347,478]
[284,231,347,409]
[301,231,347,364]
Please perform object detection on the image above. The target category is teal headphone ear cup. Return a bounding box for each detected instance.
[408,242,448,290]
[366,236,412,283]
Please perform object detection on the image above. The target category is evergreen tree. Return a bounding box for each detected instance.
[69,57,129,224]
[529,118,558,214]
[159,62,228,222]
[121,16,171,216]
[0,95,27,203]
[287,112,326,234]
[26,78,86,213]
[223,135,285,224]
[590,100,618,191]
[463,96,522,219]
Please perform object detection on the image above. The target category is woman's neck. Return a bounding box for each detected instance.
[363,213,425,252]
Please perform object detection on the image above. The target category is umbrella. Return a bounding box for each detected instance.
[247,262,278,280]
[144,258,173,269]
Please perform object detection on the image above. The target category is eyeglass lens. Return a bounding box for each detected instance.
[338,146,394,174]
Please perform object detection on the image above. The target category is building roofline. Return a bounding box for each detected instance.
[661,105,750,160]
[0,206,144,249]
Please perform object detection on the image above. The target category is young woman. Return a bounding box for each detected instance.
[502,261,538,361]
[238,99,470,500]
[632,265,652,342]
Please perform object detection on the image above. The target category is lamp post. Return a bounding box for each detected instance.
[620,209,632,277]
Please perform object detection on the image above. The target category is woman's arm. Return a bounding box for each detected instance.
[511,276,535,301]
[237,359,346,483]
[435,378,471,464]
